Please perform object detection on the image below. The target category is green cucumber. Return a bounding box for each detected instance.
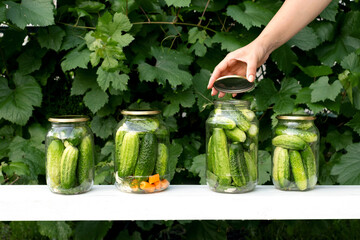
[244,151,257,182]
[207,116,236,129]
[240,109,255,122]
[115,129,126,171]
[212,128,232,185]
[301,145,317,188]
[60,145,79,189]
[118,132,140,177]
[272,135,307,150]
[275,125,317,143]
[207,136,216,173]
[67,127,86,147]
[77,135,94,185]
[273,147,290,188]
[47,139,65,187]
[134,133,158,179]
[289,150,307,191]
[247,124,258,138]
[155,143,168,177]
[225,127,246,142]
[229,143,247,187]
[125,118,160,132]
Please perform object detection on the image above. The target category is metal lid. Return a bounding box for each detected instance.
[213,75,255,93]
[121,110,161,116]
[276,115,316,120]
[48,115,90,123]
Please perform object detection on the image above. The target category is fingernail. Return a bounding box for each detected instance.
[248,75,254,82]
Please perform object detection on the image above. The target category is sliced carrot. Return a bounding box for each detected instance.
[160,179,169,190]
[154,181,162,190]
[131,185,139,192]
[149,174,160,184]
[140,181,155,193]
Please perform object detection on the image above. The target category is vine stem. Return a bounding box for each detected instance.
[198,0,210,26]
[132,21,217,33]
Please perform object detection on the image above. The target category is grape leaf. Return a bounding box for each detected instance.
[5,0,55,29]
[319,0,338,22]
[168,141,183,181]
[271,44,298,74]
[189,154,206,185]
[96,68,128,91]
[61,26,87,51]
[163,88,196,117]
[71,69,98,96]
[0,3,5,22]
[254,78,277,111]
[326,130,353,151]
[16,45,46,75]
[61,47,91,72]
[295,87,325,114]
[331,143,360,184]
[138,47,193,89]
[309,76,342,102]
[90,115,117,139]
[8,136,45,181]
[287,26,320,51]
[74,221,112,240]
[211,32,248,52]
[188,27,207,44]
[37,221,72,240]
[185,221,227,240]
[37,26,66,51]
[84,86,109,113]
[190,42,207,57]
[258,150,271,185]
[271,78,301,114]
[0,73,42,126]
[164,0,191,7]
[193,69,216,111]
[345,112,360,136]
[2,162,30,177]
[226,2,273,30]
[293,63,333,78]
[341,52,360,73]
[311,21,335,42]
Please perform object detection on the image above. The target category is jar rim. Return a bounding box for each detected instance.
[121,110,161,116]
[48,115,90,123]
[276,115,316,120]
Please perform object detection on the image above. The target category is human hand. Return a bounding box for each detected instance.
[207,40,270,98]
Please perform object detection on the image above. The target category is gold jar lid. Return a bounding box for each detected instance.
[276,115,316,120]
[121,110,161,116]
[48,115,90,123]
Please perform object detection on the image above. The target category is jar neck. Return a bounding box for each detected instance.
[214,100,250,110]
[51,122,87,127]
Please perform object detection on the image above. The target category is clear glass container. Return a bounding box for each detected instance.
[114,110,170,193]
[206,100,258,193]
[46,115,95,194]
[272,115,320,191]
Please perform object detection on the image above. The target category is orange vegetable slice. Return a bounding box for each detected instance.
[160,179,169,190]
[149,174,160,184]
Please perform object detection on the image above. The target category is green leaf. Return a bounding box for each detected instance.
[8,136,45,181]
[74,221,112,240]
[287,26,320,51]
[271,44,298,74]
[331,143,360,184]
[341,52,360,73]
[293,63,333,78]
[326,130,353,151]
[5,0,55,29]
[61,26,87,51]
[211,32,248,52]
[193,69,216,111]
[254,78,277,111]
[227,2,273,30]
[272,78,301,114]
[28,123,47,146]
[61,47,91,72]
[295,87,325,114]
[2,162,30,177]
[37,26,66,51]
[189,154,206,184]
[37,221,72,240]
[163,88,196,117]
[345,112,360,135]
[90,115,117,139]
[0,73,42,125]
[188,27,207,44]
[258,150,271,185]
[320,0,338,22]
[311,21,335,42]
[77,1,106,13]
[168,141,183,181]
[185,221,228,240]
[71,69,98,96]
[96,68,128,91]
[138,47,193,89]
[164,0,191,7]
[0,3,6,22]
[16,46,46,75]
[309,76,342,102]
[84,86,109,113]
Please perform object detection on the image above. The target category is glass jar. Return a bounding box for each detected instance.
[272,115,319,191]
[46,115,95,194]
[114,110,170,193]
[206,100,258,193]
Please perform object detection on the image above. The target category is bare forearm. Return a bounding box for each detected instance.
[256,0,332,54]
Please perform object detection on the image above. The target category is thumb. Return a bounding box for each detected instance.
[246,60,257,82]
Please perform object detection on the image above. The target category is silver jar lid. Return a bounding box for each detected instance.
[213,75,255,93]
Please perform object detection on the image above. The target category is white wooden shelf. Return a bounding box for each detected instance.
[1,185,360,221]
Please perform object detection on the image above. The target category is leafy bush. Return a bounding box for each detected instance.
[0,0,360,238]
